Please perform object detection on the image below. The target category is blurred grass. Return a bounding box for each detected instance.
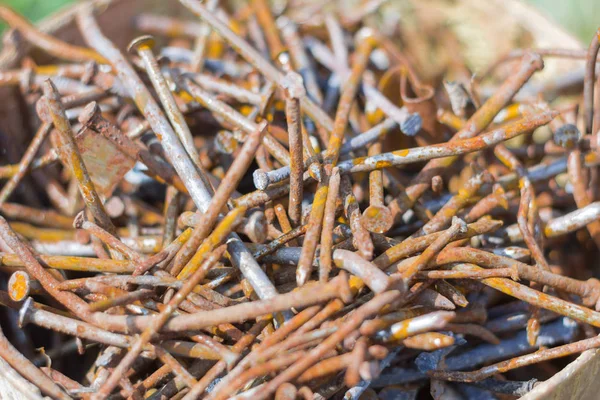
[0,0,74,30]
[0,0,598,42]
[528,0,600,42]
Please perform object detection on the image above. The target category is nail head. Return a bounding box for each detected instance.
[253,169,270,191]
[78,101,102,127]
[9,271,31,302]
[128,35,156,53]
[361,205,393,233]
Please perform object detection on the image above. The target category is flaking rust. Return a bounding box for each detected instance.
[75,125,136,199]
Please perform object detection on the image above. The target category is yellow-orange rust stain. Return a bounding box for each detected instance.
[207,32,225,58]
[9,272,28,301]
[375,160,393,169]
[364,207,381,219]
[351,156,366,166]
[585,152,598,165]
[348,275,366,295]
[390,320,411,341]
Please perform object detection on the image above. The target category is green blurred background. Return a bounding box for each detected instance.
[1,0,74,27]
[0,0,599,42]
[527,0,599,41]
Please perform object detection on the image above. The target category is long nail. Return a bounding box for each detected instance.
[277,17,323,104]
[178,210,267,244]
[295,178,329,286]
[42,80,116,235]
[178,76,291,166]
[414,173,490,237]
[94,244,227,398]
[282,71,306,226]
[0,6,106,63]
[74,212,143,263]
[375,311,455,342]
[340,175,374,260]
[0,320,70,399]
[333,249,391,293]
[388,53,545,220]
[128,35,213,189]
[253,118,397,190]
[180,0,335,135]
[361,139,393,234]
[0,122,52,208]
[188,0,219,72]
[400,218,470,283]
[254,290,401,399]
[465,184,508,222]
[319,168,342,282]
[78,6,214,209]
[430,333,600,383]
[434,247,600,309]
[583,28,600,134]
[170,121,266,277]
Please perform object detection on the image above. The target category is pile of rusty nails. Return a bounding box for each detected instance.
[2,0,600,399]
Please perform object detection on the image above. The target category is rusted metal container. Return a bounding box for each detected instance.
[0,0,594,398]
